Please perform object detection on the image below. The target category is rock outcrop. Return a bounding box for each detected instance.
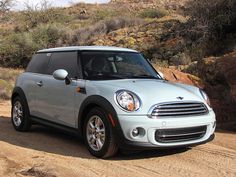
[198,51,236,130]
[153,64,204,88]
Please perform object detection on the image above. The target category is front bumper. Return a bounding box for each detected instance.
[121,133,215,150]
[116,110,216,149]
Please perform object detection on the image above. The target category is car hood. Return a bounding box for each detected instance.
[88,79,208,114]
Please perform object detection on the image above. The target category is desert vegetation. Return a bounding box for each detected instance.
[0,0,14,13]
[1,0,235,68]
[0,67,23,99]
[183,0,236,59]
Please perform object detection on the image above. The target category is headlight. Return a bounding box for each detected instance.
[115,90,141,112]
[199,89,211,107]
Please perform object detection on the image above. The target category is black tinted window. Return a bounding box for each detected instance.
[26,53,50,74]
[81,51,157,80]
[47,52,78,78]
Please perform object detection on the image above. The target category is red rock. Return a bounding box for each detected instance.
[153,64,204,88]
[198,51,236,128]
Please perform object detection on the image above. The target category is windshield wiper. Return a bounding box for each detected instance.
[105,74,126,79]
[86,74,125,80]
[129,74,159,79]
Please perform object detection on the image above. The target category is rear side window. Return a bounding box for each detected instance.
[26,53,50,74]
[47,52,78,78]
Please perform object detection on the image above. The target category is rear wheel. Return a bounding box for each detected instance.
[84,107,118,158]
[11,96,31,131]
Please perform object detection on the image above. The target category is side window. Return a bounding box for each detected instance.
[47,52,78,78]
[26,53,50,74]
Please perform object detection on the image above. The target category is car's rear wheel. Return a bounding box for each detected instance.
[84,107,118,158]
[11,96,31,131]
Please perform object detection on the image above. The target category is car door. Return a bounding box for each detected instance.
[24,53,51,116]
[34,51,80,128]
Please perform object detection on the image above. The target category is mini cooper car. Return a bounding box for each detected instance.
[11,46,216,158]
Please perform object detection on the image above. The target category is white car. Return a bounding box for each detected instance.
[11,46,216,158]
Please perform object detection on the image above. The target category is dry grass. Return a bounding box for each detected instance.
[0,67,23,100]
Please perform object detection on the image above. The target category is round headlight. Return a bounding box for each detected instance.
[115,90,141,112]
[199,89,211,107]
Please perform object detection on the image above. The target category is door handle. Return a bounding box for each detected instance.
[36,81,43,87]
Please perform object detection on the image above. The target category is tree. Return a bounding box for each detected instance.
[0,0,15,13]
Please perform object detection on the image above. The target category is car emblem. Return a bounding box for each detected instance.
[177,96,184,100]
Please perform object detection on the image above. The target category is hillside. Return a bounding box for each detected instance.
[0,0,236,130]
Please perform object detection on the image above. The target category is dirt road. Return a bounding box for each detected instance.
[0,101,236,177]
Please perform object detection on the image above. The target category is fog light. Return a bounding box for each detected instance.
[131,127,146,138]
[132,128,139,137]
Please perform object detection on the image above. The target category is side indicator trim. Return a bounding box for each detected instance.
[76,87,86,94]
[108,114,116,127]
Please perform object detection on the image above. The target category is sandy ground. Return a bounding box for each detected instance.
[0,101,236,177]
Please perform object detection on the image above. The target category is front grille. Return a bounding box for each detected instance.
[155,126,207,143]
[150,102,208,118]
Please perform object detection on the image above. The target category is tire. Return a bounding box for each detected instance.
[11,96,31,131]
[83,107,118,158]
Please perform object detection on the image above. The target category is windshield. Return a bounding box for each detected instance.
[81,51,159,80]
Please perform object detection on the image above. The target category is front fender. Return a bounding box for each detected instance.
[78,95,126,144]
[11,87,28,105]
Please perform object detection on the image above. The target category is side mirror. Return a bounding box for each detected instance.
[157,71,164,79]
[53,69,71,84]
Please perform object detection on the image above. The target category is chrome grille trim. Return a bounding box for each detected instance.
[157,131,206,138]
[152,107,206,112]
[158,104,204,108]
[148,101,209,118]
[155,126,207,143]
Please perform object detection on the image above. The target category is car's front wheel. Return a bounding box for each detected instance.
[84,107,118,158]
[11,96,31,131]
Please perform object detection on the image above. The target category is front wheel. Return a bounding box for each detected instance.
[11,96,31,131]
[84,107,118,158]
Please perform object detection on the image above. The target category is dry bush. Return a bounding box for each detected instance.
[183,0,236,58]
[21,0,71,29]
[0,0,14,13]
[73,17,144,45]
[0,67,23,100]
[185,0,236,36]
[139,8,168,19]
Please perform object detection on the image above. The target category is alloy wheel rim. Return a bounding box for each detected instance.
[86,115,106,151]
[13,101,23,127]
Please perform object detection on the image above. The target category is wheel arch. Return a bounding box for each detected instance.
[78,95,122,138]
[11,87,31,116]
[11,87,28,105]
[11,86,32,131]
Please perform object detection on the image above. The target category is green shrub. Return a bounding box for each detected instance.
[0,24,73,68]
[31,24,73,47]
[0,32,38,67]
[93,9,117,22]
[139,8,168,19]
